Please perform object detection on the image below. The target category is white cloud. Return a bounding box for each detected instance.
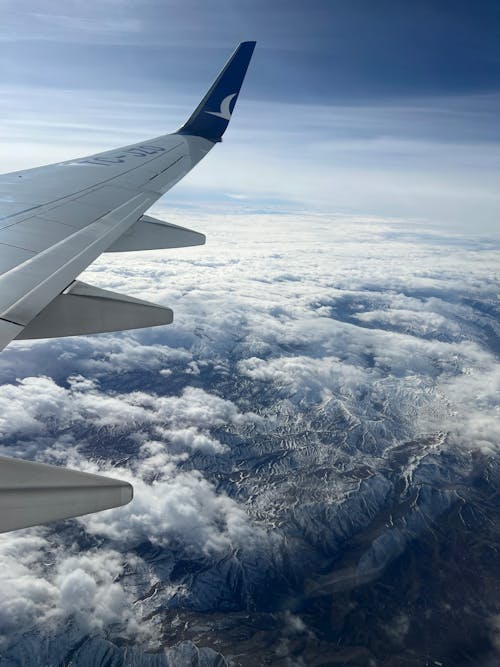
[0,371,266,555]
[81,467,259,553]
[0,211,497,659]
[1,81,500,234]
[0,532,151,646]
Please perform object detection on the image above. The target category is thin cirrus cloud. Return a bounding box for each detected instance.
[0,87,499,234]
[1,3,500,234]
[2,1,500,100]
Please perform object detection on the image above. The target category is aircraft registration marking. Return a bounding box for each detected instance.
[76,144,167,166]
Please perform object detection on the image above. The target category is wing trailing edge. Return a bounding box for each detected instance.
[0,319,23,351]
[0,455,132,533]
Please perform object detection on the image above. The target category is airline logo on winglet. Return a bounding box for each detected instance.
[206,93,237,120]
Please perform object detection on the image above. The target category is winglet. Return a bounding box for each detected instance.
[178,41,256,143]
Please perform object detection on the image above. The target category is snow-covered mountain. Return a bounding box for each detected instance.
[0,212,498,666]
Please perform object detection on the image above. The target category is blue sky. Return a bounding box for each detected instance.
[0,4,499,659]
[1,0,500,234]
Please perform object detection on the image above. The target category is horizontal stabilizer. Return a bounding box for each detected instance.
[0,455,133,533]
[106,215,205,252]
[17,281,173,340]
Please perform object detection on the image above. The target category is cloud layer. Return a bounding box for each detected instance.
[0,210,498,661]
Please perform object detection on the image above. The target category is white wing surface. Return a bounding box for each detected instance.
[0,41,256,351]
[0,41,256,532]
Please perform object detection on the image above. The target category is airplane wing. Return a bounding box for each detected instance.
[0,41,256,532]
[0,456,133,533]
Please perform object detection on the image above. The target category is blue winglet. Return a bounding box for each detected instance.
[178,41,256,143]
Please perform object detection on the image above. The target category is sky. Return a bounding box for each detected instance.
[0,0,500,234]
[0,3,499,661]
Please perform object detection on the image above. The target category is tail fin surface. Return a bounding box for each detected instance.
[178,41,256,143]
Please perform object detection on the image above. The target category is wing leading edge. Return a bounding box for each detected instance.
[0,41,256,532]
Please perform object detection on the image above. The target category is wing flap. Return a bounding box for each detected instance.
[16,280,173,340]
[0,455,133,533]
[106,215,205,252]
[0,244,35,273]
[0,319,23,351]
[0,217,77,253]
